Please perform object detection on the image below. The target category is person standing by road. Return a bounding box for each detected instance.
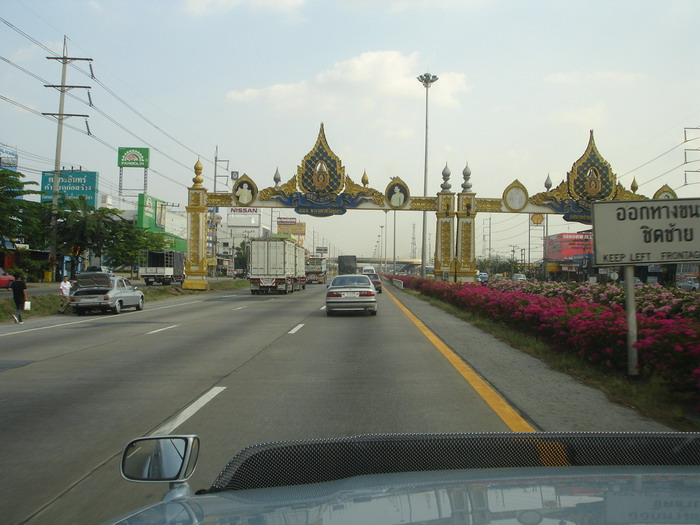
[10,273,27,324]
[59,275,72,313]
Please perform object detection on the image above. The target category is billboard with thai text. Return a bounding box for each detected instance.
[41,170,99,207]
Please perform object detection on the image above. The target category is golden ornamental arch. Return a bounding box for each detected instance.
[183,126,676,289]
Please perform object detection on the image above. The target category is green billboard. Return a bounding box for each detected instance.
[137,193,167,230]
[118,147,150,168]
[41,170,99,207]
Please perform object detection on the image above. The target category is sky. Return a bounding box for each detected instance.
[2,0,699,261]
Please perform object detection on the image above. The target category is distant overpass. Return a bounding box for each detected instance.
[327,257,424,273]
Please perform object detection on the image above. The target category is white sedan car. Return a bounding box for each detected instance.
[70,272,145,315]
[325,274,378,316]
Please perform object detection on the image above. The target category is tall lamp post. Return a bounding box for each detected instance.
[417,72,438,278]
[543,174,552,281]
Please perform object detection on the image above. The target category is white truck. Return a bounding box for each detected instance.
[248,238,305,295]
[305,256,327,284]
[139,250,186,286]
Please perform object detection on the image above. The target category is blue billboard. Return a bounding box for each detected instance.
[41,170,99,207]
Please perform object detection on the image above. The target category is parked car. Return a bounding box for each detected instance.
[677,276,699,292]
[367,273,382,293]
[69,272,144,315]
[0,267,14,289]
[325,274,378,316]
[512,273,526,281]
[477,272,489,284]
[82,265,114,275]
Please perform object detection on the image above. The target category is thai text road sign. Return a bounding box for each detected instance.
[592,198,700,266]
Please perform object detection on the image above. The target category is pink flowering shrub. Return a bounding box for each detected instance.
[392,275,700,406]
[489,280,699,321]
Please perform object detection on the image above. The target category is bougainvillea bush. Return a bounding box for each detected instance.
[392,276,700,407]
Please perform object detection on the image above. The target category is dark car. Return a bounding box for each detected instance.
[83,265,114,275]
[367,273,382,293]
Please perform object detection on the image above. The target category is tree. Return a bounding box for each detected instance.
[234,240,248,273]
[55,196,123,276]
[0,168,41,245]
[106,220,170,270]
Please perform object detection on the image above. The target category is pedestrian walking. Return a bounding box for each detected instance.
[59,275,72,313]
[10,273,27,324]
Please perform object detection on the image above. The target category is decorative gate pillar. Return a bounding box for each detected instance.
[433,164,455,278]
[454,164,478,282]
[183,160,209,290]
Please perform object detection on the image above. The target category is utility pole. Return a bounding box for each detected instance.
[509,245,518,278]
[44,36,91,280]
[210,146,230,276]
[410,223,417,259]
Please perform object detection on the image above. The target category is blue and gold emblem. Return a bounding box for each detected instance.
[258,123,384,217]
[531,130,644,224]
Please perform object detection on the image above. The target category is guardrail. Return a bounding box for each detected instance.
[392,278,404,289]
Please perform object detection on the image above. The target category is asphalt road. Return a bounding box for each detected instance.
[0,281,670,524]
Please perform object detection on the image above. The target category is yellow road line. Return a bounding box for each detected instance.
[385,286,536,432]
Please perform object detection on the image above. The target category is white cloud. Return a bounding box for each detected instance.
[544,71,645,84]
[226,81,310,110]
[225,50,470,138]
[183,0,304,14]
[548,104,607,127]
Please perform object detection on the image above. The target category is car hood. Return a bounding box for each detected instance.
[76,272,112,288]
[103,466,700,525]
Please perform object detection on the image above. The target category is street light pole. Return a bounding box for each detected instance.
[417,72,438,278]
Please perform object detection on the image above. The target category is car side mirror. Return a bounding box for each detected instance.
[121,435,199,483]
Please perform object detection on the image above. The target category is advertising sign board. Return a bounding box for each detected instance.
[118,147,150,168]
[137,193,167,230]
[277,222,306,235]
[0,147,18,171]
[41,170,99,207]
[592,199,700,266]
[277,217,297,225]
[316,246,328,253]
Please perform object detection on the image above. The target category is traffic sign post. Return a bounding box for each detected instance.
[592,198,700,376]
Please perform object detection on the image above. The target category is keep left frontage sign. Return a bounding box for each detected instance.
[592,199,700,266]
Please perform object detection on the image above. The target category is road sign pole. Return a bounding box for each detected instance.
[623,265,639,376]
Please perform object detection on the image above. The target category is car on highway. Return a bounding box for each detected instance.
[69,272,144,315]
[0,267,14,289]
[477,272,489,284]
[367,272,382,293]
[105,432,700,525]
[512,273,527,282]
[325,274,378,316]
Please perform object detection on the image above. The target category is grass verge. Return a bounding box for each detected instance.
[0,279,251,323]
[401,287,700,432]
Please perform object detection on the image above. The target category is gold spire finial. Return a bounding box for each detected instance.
[193,158,204,187]
[631,177,638,193]
[361,170,369,187]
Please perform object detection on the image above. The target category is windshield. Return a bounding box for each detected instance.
[2,2,698,525]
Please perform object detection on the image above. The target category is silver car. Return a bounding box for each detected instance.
[325,274,378,316]
[70,272,144,315]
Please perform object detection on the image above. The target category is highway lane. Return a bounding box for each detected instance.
[1,283,515,524]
